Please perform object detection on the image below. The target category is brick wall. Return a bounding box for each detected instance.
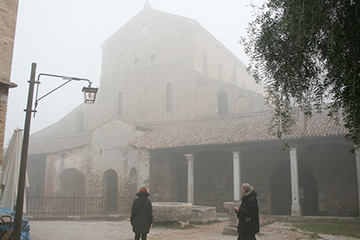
[0,0,19,164]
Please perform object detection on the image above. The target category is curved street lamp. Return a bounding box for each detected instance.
[13,63,98,240]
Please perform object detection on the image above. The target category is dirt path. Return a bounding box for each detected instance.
[29,218,358,240]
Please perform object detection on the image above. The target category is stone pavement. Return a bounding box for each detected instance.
[29,217,358,240]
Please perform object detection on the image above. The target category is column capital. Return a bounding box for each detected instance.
[232,151,239,159]
[185,154,195,161]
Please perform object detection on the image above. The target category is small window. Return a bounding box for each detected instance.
[117,92,123,116]
[218,65,222,81]
[150,54,156,62]
[134,58,139,65]
[217,92,228,115]
[203,54,207,75]
[166,83,172,111]
[142,24,148,37]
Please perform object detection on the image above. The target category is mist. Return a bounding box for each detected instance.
[5,0,262,146]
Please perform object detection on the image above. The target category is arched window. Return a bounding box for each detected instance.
[196,84,209,117]
[117,92,123,117]
[218,65,222,81]
[203,54,207,75]
[166,83,172,111]
[142,24,148,37]
[217,92,228,115]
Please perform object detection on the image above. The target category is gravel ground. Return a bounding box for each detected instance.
[28,217,359,240]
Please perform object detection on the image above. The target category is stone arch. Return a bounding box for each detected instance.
[178,39,187,57]
[217,91,228,115]
[130,50,141,66]
[165,41,175,60]
[58,168,85,197]
[117,54,126,71]
[102,169,118,213]
[203,54,207,75]
[196,83,209,117]
[235,97,250,113]
[270,161,319,216]
[146,45,160,63]
[218,64,222,81]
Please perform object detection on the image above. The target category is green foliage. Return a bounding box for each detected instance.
[288,219,360,238]
[241,0,360,145]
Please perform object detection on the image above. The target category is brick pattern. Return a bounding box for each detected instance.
[0,0,19,165]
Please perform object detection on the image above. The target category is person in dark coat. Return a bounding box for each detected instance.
[235,183,259,240]
[130,186,153,240]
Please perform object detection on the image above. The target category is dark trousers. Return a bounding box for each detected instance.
[237,233,256,240]
[135,233,147,240]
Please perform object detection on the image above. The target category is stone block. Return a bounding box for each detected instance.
[223,202,240,227]
[152,202,192,222]
[188,205,217,223]
[222,226,238,235]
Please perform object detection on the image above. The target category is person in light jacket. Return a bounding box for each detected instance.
[235,183,259,240]
[130,186,153,240]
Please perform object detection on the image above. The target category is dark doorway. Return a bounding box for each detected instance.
[102,169,118,213]
[270,161,319,216]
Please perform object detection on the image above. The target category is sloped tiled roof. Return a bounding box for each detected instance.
[29,134,91,154]
[128,110,348,150]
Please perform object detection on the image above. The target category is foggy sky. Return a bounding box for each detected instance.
[5,0,264,146]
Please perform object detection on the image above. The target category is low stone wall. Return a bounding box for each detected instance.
[152,202,193,222]
[188,205,217,223]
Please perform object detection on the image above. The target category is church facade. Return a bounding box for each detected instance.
[27,4,360,217]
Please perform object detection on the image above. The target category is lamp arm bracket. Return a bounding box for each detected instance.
[33,73,93,115]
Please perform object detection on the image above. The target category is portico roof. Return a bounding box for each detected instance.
[29,134,91,154]
[128,110,348,150]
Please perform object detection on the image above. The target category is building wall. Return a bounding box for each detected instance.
[94,7,265,128]
[30,7,265,139]
[0,0,19,164]
[192,26,263,93]
[41,118,146,212]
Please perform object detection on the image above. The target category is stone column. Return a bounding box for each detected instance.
[138,149,151,189]
[233,151,241,201]
[185,154,195,204]
[355,148,360,217]
[290,148,301,216]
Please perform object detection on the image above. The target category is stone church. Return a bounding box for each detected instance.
[27,3,360,217]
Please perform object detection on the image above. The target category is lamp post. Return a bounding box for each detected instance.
[13,62,98,240]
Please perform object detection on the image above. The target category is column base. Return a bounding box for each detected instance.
[291,204,302,216]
